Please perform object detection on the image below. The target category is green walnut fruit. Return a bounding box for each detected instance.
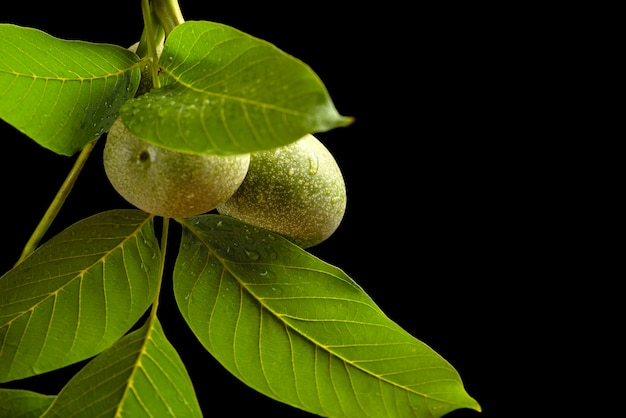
[103,117,250,218]
[216,134,347,248]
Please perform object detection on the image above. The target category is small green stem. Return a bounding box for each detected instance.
[153,0,185,36]
[141,0,162,89]
[150,217,170,318]
[135,22,165,59]
[15,139,98,266]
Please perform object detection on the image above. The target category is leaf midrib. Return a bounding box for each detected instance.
[0,65,141,82]
[187,230,446,403]
[159,67,313,118]
[1,215,153,330]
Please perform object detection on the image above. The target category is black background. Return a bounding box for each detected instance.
[0,2,517,417]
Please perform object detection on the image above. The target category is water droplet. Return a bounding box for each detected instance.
[267,248,279,260]
[287,167,296,176]
[308,155,319,174]
[215,220,233,231]
[141,262,150,273]
[244,249,260,261]
[244,235,254,244]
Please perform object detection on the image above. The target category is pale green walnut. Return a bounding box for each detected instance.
[103,117,250,218]
[217,134,347,248]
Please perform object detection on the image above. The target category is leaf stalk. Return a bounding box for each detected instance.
[153,0,185,36]
[141,0,162,89]
[150,216,170,317]
[15,139,98,266]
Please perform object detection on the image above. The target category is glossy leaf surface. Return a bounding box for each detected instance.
[121,20,353,156]
[42,317,201,417]
[174,215,480,417]
[0,389,55,418]
[0,210,160,383]
[0,24,140,156]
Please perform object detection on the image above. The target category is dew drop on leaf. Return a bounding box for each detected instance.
[267,248,279,260]
[244,249,260,261]
[158,107,169,118]
[215,220,233,231]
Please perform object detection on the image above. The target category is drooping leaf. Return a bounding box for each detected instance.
[42,316,201,418]
[174,215,481,418]
[120,20,353,156]
[0,210,160,383]
[0,389,55,418]
[0,24,140,156]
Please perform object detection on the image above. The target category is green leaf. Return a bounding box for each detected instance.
[0,24,140,156]
[0,210,160,383]
[42,316,201,418]
[0,389,55,418]
[174,215,481,418]
[120,20,353,156]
